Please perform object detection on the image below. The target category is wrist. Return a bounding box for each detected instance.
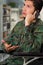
[25,19,31,26]
[25,22,30,26]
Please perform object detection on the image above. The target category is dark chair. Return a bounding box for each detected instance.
[40,43,43,53]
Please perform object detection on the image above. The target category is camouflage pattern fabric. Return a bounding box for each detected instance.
[2,18,43,65]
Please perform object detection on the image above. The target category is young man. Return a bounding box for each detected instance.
[2,0,43,65]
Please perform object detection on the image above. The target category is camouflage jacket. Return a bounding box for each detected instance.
[2,18,43,65]
[4,18,43,52]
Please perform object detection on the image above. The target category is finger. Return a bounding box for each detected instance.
[8,46,19,51]
[33,11,37,16]
[11,46,19,50]
[13,46,20,48]
[5,46,20,52]
[31,11,36,20]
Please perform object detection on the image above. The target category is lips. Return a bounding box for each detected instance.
[21,11,26,17]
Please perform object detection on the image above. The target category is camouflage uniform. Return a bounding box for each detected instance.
[2,18,43,65]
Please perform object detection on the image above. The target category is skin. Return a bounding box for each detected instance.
[2,0,37,52]
[22,0,35,17]
[22,0,36,26]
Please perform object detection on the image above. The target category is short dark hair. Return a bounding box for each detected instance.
[25,0,43,12]
[33,0,43,12]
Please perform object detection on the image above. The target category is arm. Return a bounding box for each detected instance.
[24,23,43,52]
[32,32,43,52]
[22,11,43,52]
[2,22,22,52]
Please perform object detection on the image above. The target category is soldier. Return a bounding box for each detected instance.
[2,0,43,65]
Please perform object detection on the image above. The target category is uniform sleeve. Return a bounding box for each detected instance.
[3,22,22,46]
[24,23,43,52]
[21,24,35,52]
[32,25,43,52]
[32,32,43,52]
[32,20,43,52]
[25,24,34,44]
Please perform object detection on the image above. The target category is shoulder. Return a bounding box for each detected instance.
[34,18,43,33]
[11,19,25,33]
[14,19,24,29]
[15,19,24,27]
[37,18,43,25]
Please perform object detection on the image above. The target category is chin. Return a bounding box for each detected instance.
[22,14,26,17]
[20,15,26,19]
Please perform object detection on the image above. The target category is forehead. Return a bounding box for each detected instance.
[24,0,34,6]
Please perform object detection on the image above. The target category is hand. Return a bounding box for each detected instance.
[2,40,12,48]
[25,11,36,26]
[2,40,19,52]
[6,45,19,52]
[4,43,19,52]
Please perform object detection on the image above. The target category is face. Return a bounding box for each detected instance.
[22,0,35,18]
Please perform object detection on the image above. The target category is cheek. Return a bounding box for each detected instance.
[26,8,35,15]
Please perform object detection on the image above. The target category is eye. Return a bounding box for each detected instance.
[24,4,25,6]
